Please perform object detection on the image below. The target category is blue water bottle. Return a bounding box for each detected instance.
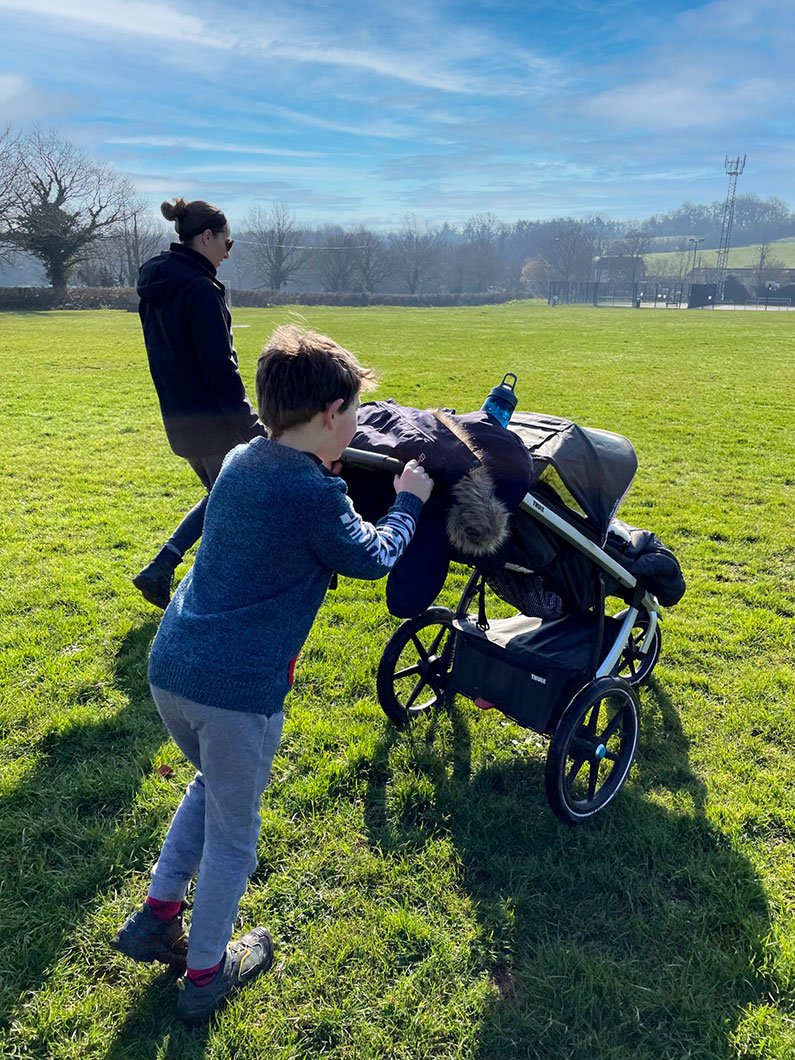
[481,372,518,427]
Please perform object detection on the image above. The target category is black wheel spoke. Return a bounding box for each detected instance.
[600,709,625,743]
[410,634,430,661]
[615,617,661,688]
[587,761,599,801]
[566,754,587,786]
[585,703,600,734]
[377,613,454,726]
[405,675,430,708]
[546,679,640,823]
[394,663,421,680]
[428,627,448,656]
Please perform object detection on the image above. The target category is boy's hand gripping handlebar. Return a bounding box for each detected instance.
[341,447,406,476]
[341,448,433,503]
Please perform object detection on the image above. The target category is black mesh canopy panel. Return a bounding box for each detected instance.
[509,412,637,542]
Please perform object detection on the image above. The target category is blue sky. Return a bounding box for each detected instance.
[1,0,793,229]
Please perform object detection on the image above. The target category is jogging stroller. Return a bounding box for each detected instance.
[341,400,685,825]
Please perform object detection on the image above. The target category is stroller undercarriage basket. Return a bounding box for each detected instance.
[450,612,598,734]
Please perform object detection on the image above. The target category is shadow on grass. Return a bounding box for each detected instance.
[363,679,774,1060]
[0,621,184,1037]
[100,970,210,1060]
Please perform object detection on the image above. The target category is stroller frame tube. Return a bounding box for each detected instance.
[518,490,660,677]
[518,490,658,611]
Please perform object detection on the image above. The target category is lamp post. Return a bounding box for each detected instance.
[688,237,705,278]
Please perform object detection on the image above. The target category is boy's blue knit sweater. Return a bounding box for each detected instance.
[148,436,423,713]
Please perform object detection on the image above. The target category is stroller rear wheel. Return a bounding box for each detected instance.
[377,608,455,726]
[545,677,639,824]
[613,609,661,686]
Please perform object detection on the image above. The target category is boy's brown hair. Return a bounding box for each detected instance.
[256,325,377,436]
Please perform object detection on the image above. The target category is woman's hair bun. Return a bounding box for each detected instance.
[160,198,226,241]
[161,197,189,222]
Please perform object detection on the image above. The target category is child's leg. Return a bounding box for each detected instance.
[147,685,209,903]
[183,705,284,970]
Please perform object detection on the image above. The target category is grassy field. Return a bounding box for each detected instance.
[1,303,794,1059]
[645,237,795,274]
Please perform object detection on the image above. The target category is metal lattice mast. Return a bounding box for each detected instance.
[715,153,746,300]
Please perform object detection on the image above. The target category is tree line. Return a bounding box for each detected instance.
[2,125,794,295]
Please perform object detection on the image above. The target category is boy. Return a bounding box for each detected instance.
[111,325,433,1022]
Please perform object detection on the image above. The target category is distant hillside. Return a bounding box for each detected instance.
[644,238,795,273]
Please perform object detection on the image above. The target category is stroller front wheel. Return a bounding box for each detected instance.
[376,608,455,726]
[612,610,662,686]
[545,677,639,824]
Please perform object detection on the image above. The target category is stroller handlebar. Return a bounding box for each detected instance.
[341,447,406,476]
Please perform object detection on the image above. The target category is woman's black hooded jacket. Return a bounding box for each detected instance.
[137,243,262,458]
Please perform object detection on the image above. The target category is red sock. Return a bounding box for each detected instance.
[145,896,182,921]
[187,961,222,987]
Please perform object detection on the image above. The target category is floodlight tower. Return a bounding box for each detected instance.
[715,153,746,300]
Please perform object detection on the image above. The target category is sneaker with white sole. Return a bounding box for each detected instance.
[177,926,273,1023]
[110,903,188,969]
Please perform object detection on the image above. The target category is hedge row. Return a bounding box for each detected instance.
[0,286,533,311]
[0,287,138,310]
[229,289,532,307]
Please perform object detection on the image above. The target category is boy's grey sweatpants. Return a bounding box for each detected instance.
[148,685,284,969]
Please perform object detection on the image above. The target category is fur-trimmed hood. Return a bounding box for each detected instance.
[431,409,510,557]
[345,400,533,616]
[446,466,510,556]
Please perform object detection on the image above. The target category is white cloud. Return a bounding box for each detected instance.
[579,0,794,135]
[0,0,564,99]
[257,39,477,95]
[258,104,419,142]
[0,71,73,120]
[0,72,27,103]
[106,135,324,157]
[180,162,355,180]
[584,76,781,131]
[0,0,216,44]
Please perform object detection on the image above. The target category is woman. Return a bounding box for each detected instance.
[133,198,264,607]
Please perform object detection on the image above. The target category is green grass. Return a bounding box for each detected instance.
[1,304,794,1059]
[646,237,795,273]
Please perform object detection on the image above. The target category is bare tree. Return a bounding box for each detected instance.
[244,203,307,290]
[353,227,392,292]
[611,229,652,286]
[540,222,595,283]
[4,127,127,290]
[73,237,123,286]
[0,125,22,258]
[75,193,169,286]
[520,257,551,296]
[751,242,786,295]
[312,228,359,292]
[115,193,169,285]
[390,215,440,294]
[459,213,507,292]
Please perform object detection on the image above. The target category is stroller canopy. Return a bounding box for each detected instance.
[510,412,637,541]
